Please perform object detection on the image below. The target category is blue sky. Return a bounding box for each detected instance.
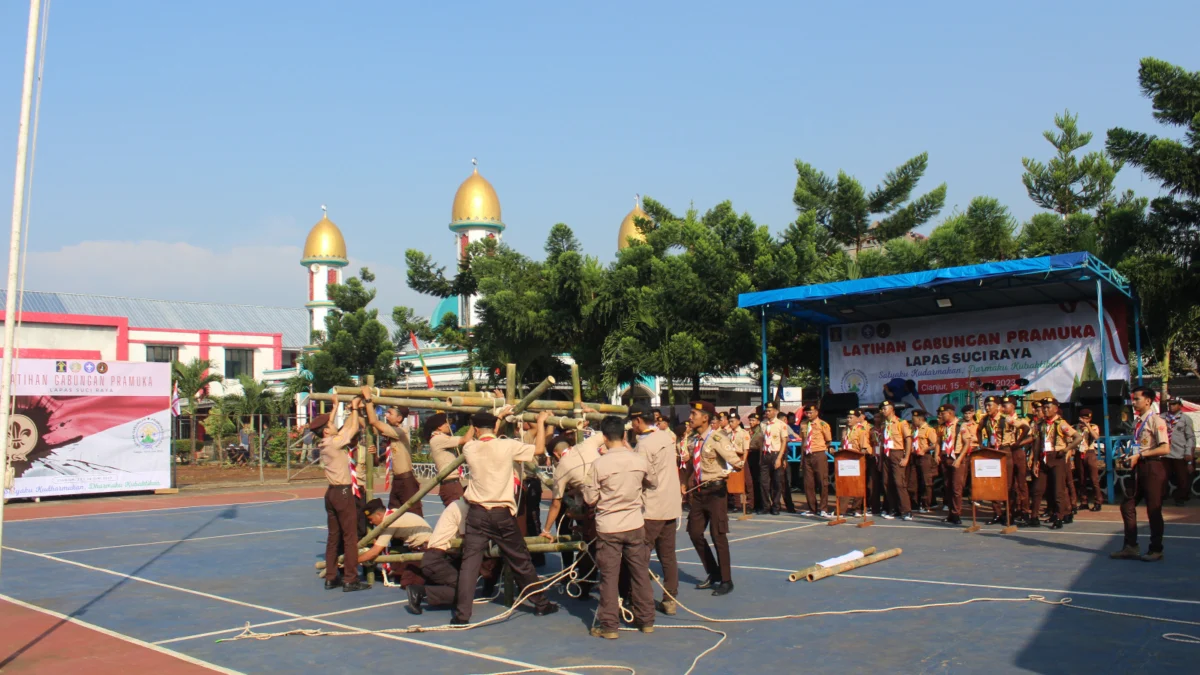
[0,1,1197,317]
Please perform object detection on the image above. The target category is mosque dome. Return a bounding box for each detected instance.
[617,196,652,250]
[450,165,504,231]
[302,213,348,265]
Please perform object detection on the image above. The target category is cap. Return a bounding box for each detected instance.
[471,411,498,428]
[1168,397,1183,405]
[628,403,654,422]
[391,405,411,417]
[937,404,956,414]
[983,395,999,404]
[912,408,927,418]
[879,400,894,409]
[1030,399,1044,407]
[1001,395,1016,405]
[422,412,448,439]
[846,409,862,417]
[765,401,779,411]
[691,400,717,416]
[1041,396,1061,406]
[308,414,330,432]
[748,412,760,421]
[363,498,385,516]
[960,404,975,414]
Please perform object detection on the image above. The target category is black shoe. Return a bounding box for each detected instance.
[1064,514,1074,524]
[342,581,370,593]
[534,602,560,617]
[1089,504,1103,512]
[1024,518,1043,528]
[769,508,779,516]
[406,584,425,615]
[450,617,469,625]
[987,516,1005,525]
[1049,519,1064,530]
[711,582,734,596]
[324,578,343,590]
[695,576,717,590]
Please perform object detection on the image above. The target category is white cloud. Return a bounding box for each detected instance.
[20,240,438,321]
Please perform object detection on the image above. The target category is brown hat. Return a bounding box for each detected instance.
[764,401,778,411]
[422,412,448,440]
[1041,397,1061,406]
[847,409,862,417]
[691,400,716,417]
[1000,395,1016,405]
[912,408,928,418]
[308,414,330,432]
[937,404,956,414]
[983,395,999,405]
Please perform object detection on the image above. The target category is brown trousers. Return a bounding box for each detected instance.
[324,485,360,584]
[866,454,888,514]
[759,452,784,510]
[941,457,965,516]
[563,512,599,596]
[1121,459,1168,553]
[1030,452,1069,521]
[421,547,499,608]
[1076,451,1104,505]
[438,478,464,506]
[387,470,424,515]
[687,482,732,583]
[596,527,655,631]
[454,504,550,622]
[644,518,678,597]
[1166,457,1193,503]
[885,453,911,516]
[803,452,829,513]
[1010,447,1030,516]
[1066,456,1078,508]
[908,453,934,509]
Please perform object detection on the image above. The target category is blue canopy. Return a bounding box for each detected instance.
[738,252,1130,326]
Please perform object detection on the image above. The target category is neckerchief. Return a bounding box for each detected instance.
[692,430,714,485]
[941,422,957,456]
[384,442,393,490]
[984,415,1002,448]
[1163,412,1177,443]
[1041,417,1060,456]
[348,447,361,499]
[1134,413,1152,445]
[803,421,819,454]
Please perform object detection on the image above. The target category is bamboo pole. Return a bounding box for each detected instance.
[512,377,556,416]
[787,547,875,582]
[333,386,493,400]
[526,400,628,414]
[506,364,517,403]
[504,412,600,428]
[358,454,466,548]
[571,363,583,444]
[310,392,482,414]
[315,536,580,570]
[805,548,901,582]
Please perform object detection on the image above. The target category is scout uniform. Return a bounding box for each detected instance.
[978,398,1014,522]
[728,422,753,511]
[453,412,556,624]
[316,410,367,591]
[1004,397,1032,520]
[908,412,939,511]
[840,410,872,514]
[426,413,467,506]
[1115,404,1171,559]
[1164,401,1196,506]
[376,414,423,516]
[936,405,969,523]
[685,401,744,594]
[549,431,605,596]
[799,411,833,515]
[361,501,431,590]
[633,406,683,610]
[582,435,657,637]
[879,403,913,519]
[959,406,978,502]
[1027,399,1076,528]
[1074,415,1104,510]
[866,415,889,515]
[759,403,793,515]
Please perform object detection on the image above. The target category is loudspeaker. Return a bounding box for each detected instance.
[819,393,860,414]
[1072,380,1130,403]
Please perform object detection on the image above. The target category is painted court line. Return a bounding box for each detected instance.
[5,498,309,523]
[4,546,579,675]
[727,523,822,544]
[836,572,1200,606]
[0,592,245,675]
[154,599,411,645]
[49,526,326,555]
[867,523,1200,540]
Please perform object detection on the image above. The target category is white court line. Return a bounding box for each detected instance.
[836,572,1200,607]
[677,559,794,574]
[727,523,822,544]
[0,592,245,674]
[7,495,444,523]
[154,599,410,645]
[49,526,326,555]
[866,523,1200,540]
[3,546,578,675]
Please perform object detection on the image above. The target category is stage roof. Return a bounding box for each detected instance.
[737,252,1131,326]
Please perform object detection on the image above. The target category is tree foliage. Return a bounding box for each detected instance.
[307,268,394,391]
[1022,110,1121,216]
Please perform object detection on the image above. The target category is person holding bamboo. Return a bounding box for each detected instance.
[316,392,367,592]
[360,386,422,515]
[423,412,474,506]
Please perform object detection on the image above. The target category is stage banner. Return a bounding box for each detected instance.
[829,302,1129,408]
[4,358,171,499]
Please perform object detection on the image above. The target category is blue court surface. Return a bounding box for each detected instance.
[2,494,1197,675]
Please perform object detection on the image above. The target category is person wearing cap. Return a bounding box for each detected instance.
[746,413,766,513]
[907,408,939,513]
[798,405,833,517]
[879,400,914,520]
[727,413,753,513]
[959,404,978,506]
[936,404,969,524]
[866,410,889,516]
[359,387,421,515]
[316,393,369,592]
[761,400,801,516]
[358,498,432,590]
[977,395,1014,525]
[582,416,657,639]
[1112,386,1172,562]
[1002,396,1033,523]
[540,424,607,599]
[1026,397,1078,529]
[453,408,558,624]
[840,409,871,515]
[1074,408,1104,511]
[685,400,744,596]
[1164,397,1196,506]
[424,412,475,507]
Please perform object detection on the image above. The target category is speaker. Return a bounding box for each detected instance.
[819,393,860,414]
[1072,380,1130,403]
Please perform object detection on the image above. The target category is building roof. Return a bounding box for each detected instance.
[1,290,310,349]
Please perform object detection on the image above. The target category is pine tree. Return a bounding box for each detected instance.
[1022,110,1120,217]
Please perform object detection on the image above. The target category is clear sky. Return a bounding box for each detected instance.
[1,1,1197,317]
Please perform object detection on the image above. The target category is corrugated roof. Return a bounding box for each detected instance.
[0,290,310,349]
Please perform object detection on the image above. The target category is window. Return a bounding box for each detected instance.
[225,349,254,379]
[145,345,179,363]
[282,350,299,369]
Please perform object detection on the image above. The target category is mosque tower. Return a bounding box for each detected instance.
[449,160,504,328]
[301,207,349,345]
[617,194,651,250]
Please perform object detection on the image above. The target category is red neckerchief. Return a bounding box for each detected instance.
[941,422,957,456]
[692,430,713,484]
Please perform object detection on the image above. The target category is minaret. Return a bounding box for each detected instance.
[301,206,349,346]
[618,194,651,250]
[449,159,505,328]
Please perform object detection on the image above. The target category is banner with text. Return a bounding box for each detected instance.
[4,358,172,499]
[829,302,1128,407]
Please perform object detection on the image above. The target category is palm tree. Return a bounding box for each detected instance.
[171,358,224,462]
[223,374,276,441]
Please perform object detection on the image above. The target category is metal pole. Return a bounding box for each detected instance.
[760,309,768,404]
[1133,295,1143,386]
[0,0,44,576]
[1097,280,1114,504]
[285,416,291,477]
[258,414,264,484]
[820,326,828,396]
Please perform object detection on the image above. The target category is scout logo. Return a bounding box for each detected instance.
[55,361,67,372]
[841,369,866,394]
[132,417,166,449]
[96,362,109,374]
[69,362,82,373]
[6,414,37,462]
[83,362,96,373]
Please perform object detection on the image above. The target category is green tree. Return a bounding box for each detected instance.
[222,375,275,434]
[794,153,947,256]
[1022,109,1121,217]
[200,399,236,464]
[170,358,223,462]
[309,267,395,391]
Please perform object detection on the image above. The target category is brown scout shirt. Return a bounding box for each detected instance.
[842,422,871,454]
[429,433,463,480]
[463,436,536,515]
[375,511,432,549]
[685,429,744,484]
[637,428,683,521]
[582,446,656,534]
[427,499,468,551]
[376,423,414,474]
[938,421,969,460]
[978,413,1008,451]
[880,417,911,459]
[319,425,356,486]
[800,419,832,454]
[912,422,938,455]
[764,418,792,454]
[1134,412,1169,453]
[1037,415,1076,461]
[552,432,604,500]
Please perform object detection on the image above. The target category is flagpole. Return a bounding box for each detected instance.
[1,0,44,576]
[409,332,435,389]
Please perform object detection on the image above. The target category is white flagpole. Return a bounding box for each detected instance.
[0,0,45,575]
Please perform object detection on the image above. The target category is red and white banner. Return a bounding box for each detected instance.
[829,302,1129,408]
[4,359,171,499]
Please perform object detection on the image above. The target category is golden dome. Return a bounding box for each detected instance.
[450,166,503,229]
[617,196,652,250]
[302,214,348,263]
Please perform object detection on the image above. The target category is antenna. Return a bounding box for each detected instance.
[471,157,477,169]
[635,193,640,207]
[320,204,327,218]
